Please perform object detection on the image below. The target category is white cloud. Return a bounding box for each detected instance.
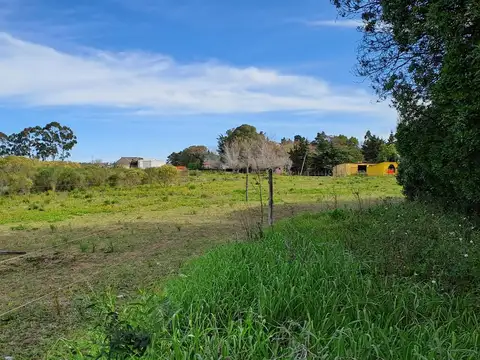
[305,19,363,28]
[0,32,392,116]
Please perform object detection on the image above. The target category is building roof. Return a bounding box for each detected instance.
[116,157,143,166]
[138,158,165,162]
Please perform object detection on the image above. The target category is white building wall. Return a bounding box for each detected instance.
[138,159,165,169]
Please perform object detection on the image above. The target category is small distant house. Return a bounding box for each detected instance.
[366,162,398,176]
[333,162,398,177]
[115,157,165,169]
[116,157,143,169]
[175,165,188,171]
[333,163,370,177]
[137,159,165,169]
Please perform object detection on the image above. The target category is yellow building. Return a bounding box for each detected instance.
[333,163,370,177]
[333,162,398,177]
[366,162,398,176]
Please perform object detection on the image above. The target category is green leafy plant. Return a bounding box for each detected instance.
[79,242,89,253]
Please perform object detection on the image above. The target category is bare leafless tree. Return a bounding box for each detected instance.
[223,140,243,171]
[250,137,291,172]
[223,136,291,223]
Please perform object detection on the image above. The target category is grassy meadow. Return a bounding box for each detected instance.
[0,173,401,359]
[50,201,480,359]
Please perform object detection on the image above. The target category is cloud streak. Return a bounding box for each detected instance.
[0,32,390,116]
[305,19,363,28]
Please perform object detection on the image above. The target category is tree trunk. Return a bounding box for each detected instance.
[300,149,308,175]
[268,169,274,226]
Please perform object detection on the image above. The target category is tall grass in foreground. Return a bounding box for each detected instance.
[53,203,480,359]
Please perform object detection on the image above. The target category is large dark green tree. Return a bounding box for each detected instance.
[217,124,264,156]
[42,122,78,160]
[0,122,77,160]
[311,132,332,174]
[332,135,364,163]
[311,132,363,174]
[167,145,214,170]
[288,135,312,174]
[362,130,385,163]
[377,143,399,162]
[387,131,396,146]
[333,0,480,211]
[0,132,7,157]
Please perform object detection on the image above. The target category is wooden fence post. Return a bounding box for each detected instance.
[245,167,249,202]
[268,168,274,226]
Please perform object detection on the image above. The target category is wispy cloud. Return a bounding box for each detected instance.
[0,32,391,116]
[305,19,363,28]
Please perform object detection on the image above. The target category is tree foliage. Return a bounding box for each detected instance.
[0,122,77,160]
[288,136,312,174]
[167,146,216,170]
[172,123,388,176]
[333,0,480,212]
[217,124,264,156]
[362,130,385,163]
[377,143,399,163]
[311,133,364,175]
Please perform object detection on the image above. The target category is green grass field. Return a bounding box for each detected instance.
[0,173,402,359]
[4,173,480,359]
[50,202,480,359]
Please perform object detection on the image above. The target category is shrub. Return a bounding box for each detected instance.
[84,166,110,187]
[122,169,146,187]
[0,156,37,194]
[107,171,124,187]
[145,165,178,186]
[56,168,85,192]
[107,169,146,187]
[34,167,59,192]
[5,174,34,194]
[397,107,480,214]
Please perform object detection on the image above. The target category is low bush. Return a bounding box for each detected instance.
[56,168,85,192]
[107,171,124,187]
[0,156,37,194]
[34,167,59,192]
[54,202,480,359]
[145,165,178,186]
[0,157,181,194]
[122,169,146,187]
[107,169,146,188]
[84,166,109,187]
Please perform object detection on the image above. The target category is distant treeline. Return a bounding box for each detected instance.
[167,124,398,174]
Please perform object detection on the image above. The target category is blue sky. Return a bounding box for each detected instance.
[0,0,396,162]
